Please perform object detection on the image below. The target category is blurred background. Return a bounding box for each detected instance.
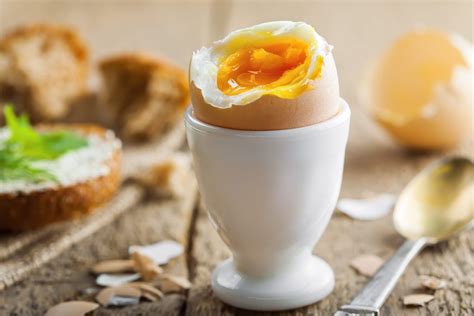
[2,0,471,91]
[1,0,472,148]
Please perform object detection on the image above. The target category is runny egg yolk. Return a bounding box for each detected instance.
[217,38,310,96]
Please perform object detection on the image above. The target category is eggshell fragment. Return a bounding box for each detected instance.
[142,292,159,302]
[419,275,447,290]
[109,296,140,306]
[350,254,384,277]
[159,274,192,293]
[45,301,99,316]
[92,259,135,274]
[131,251,163,281]
[129,282,164,300]
[403,294,435,306]
[96,286,141,307]
[129,240,184,265]
[337,194,396,221]
[96,273,141,287]
[191,54,340,130]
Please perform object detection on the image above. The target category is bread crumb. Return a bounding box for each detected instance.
[99,53,189,141]
[133,153,192,197]
[0,24,88,122]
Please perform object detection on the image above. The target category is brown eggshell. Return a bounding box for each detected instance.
[378,106,472,150]
[363,30,473,150]
[191,54,340,130]
[45,301,99,316]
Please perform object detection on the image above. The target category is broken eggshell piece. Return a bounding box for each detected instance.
[131,251,164,281]
[96,273,141,287]
[129,282,164,299]
[403,294,435,307]
[45,301,99,316]
[92,259,135,274]
[96,285,141,307]
[350,254,384,277]
[159,274,192,293]
[337,194,396,221]
[129,240,184,265]
[419,275,448,290]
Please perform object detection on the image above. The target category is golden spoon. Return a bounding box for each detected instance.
[337,157,474,315]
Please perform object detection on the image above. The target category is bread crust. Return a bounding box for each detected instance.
[0,125,121,231]
[99,53,189,141]
[0,23,88,61]
[99,53,184,81]
[0,23,89,121]
[99,53,188,106]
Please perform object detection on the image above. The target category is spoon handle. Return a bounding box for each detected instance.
[339,238,427,315]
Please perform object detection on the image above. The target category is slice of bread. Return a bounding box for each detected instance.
[0,24,89,122]
[99,53,189,141]
[0,125,121,231]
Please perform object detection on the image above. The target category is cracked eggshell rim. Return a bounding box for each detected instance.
[190,53,340,131]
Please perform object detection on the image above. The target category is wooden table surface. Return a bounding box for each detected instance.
[0,1,473,315]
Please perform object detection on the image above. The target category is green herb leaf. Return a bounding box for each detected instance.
[0,144,57,183]
[1,104,89,183]
[4,104,88,160]
[40,131,89,158]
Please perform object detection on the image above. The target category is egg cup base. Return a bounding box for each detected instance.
[211,256,334,311]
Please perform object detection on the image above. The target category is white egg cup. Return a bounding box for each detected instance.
[185,99,350,311]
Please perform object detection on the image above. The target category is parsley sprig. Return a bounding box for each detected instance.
[0,105,88,183]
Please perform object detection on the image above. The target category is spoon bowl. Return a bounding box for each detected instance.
[394,157,474,242]
[338,156,473,315]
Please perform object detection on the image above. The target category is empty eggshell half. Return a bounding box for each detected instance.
[363,29,473,150]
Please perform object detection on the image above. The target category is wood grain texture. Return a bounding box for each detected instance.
[0,185,143,291]
[0,171,198,316]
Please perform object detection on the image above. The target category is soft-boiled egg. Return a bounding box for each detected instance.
[190,21,340,130]
[364,29,473,150]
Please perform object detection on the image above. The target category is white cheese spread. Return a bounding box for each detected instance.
[0,128,121,194]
